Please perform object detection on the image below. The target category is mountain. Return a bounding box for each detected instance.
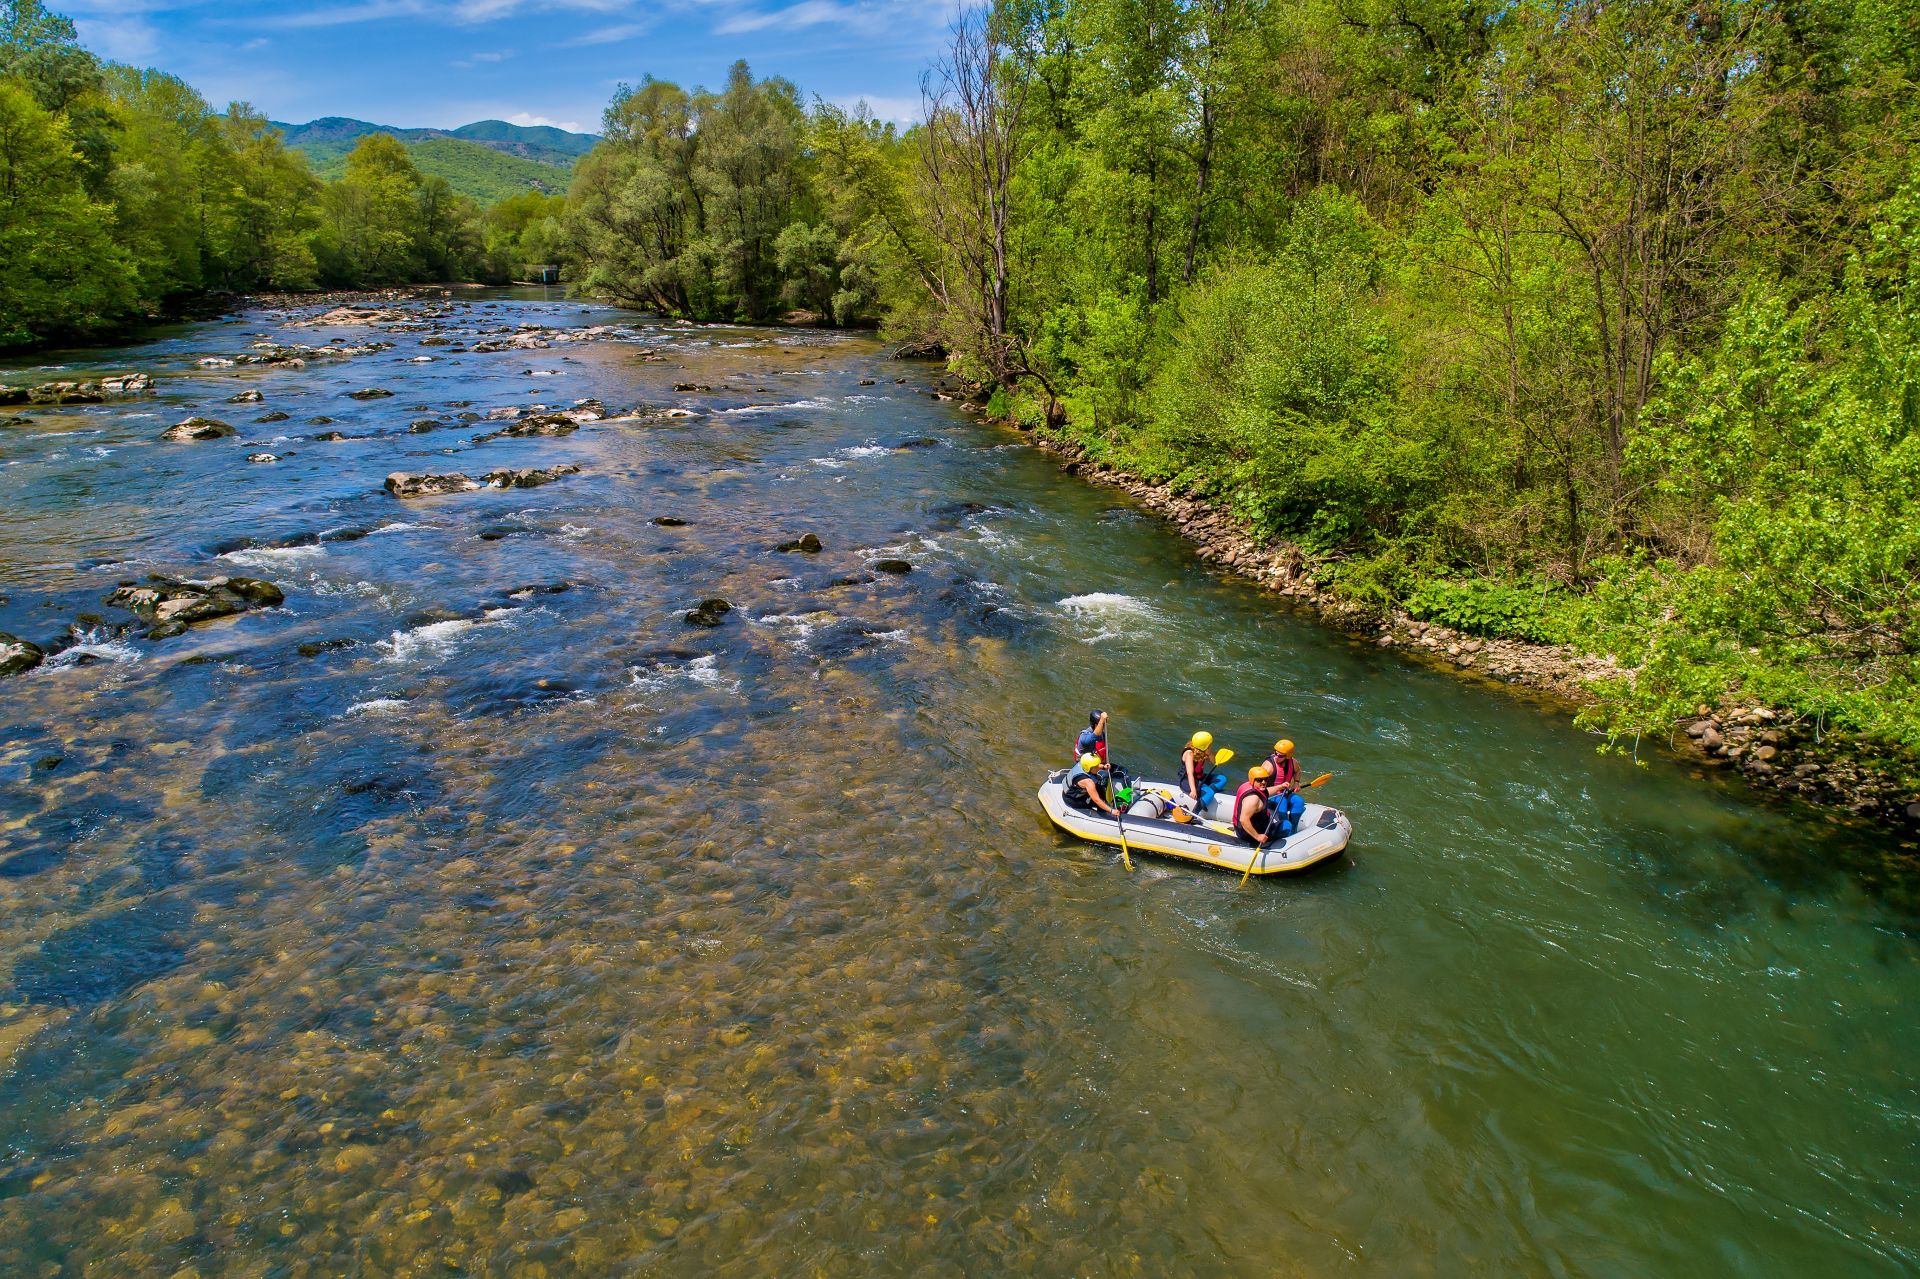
[272,117,599,203]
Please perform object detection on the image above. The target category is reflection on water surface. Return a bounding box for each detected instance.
[0,291,1914,1276]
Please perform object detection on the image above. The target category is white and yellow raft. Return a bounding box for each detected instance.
[1039,770,1352,875]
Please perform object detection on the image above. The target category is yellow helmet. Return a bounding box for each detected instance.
[1079,753,1102,771]
[1189,730,1213,751]
[1274,739,1295,755]
[1250,762,1275,781]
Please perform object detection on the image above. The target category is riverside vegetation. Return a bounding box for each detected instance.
[4,0,1919,819]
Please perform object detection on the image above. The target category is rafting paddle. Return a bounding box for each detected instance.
[1103,722,1132,872]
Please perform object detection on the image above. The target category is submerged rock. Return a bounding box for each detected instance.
[26,373,154,404]
[257,410,290,423]
[872,559,913,574]
[384,465,580,497]
[227,389,264,404]
[347,387,393,400]
[107,574,284,637]
[246,452,279,463]
[483,464,581,489]
[473,413,579,442]
[159,416,236,441]
[651,516,688,527]
[777,533,824,554]
[386,471,480,498]
[685,598,733,627]
[0,631,44,677]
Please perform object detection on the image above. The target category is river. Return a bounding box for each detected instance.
[0,290,1913,1276]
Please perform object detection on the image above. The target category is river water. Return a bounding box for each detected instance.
[0,290,1913,1276]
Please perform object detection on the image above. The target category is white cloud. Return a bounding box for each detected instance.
[74,14,162,62]
[504,110,588,133]
[717,0,861,35]
[560,19,654,46]
[828,93,921,125]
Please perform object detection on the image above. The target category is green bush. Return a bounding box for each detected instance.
[1405,577,1567,643]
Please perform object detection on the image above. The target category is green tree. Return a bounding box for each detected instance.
[0,77,130,342]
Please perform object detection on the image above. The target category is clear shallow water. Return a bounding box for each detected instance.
[0,291,1914,1276]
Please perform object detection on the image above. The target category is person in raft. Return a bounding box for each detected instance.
[1265,738,1306,838]
[1235,762,1276,847]
[1063,752,1121,817]
[1179,730,1227,811]
[1075,709,1108,765]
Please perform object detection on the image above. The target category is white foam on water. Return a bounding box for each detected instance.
[369,521,422,535]
[627,653,739,694]
[718,399,830,416]
[344,698,410,716]
[1057,592,1162,644]
[221,544,326,570]
[377,610,513,663]
[86,447,115,457]
[40,630,142,670]
[1059,592,1158,616]
[840,444,891,459]
[560,523,594,541]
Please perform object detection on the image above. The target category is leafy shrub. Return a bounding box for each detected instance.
[1405,577,1566,643]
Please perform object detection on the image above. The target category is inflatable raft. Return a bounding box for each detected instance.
[1039,769,1352,875]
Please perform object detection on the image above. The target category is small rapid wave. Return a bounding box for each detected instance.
[627,653,737,693]
[40,629,142,670]
[375,608,516,663]
[1057,592,1163,643]
[221,544,327,570]
[717,399,831,416]
[343,697,410,716]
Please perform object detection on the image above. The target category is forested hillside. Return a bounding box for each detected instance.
[278,116,589,200]
[305,137,572,203]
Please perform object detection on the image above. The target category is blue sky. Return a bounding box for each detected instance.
[59,0,953,132]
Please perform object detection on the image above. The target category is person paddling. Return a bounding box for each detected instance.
[1265,738,1306,838]
[1063,752,1121,817]
[1075,709,1108,765]
[1234,762,1276,847]
[1179,730,1226,811]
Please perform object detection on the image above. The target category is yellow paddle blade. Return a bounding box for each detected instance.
[1306,772,1334,787]
[1214,748,1236,767]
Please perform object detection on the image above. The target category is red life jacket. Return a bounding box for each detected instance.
[1267,753,1299,788]
[1233,780,1271,833]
